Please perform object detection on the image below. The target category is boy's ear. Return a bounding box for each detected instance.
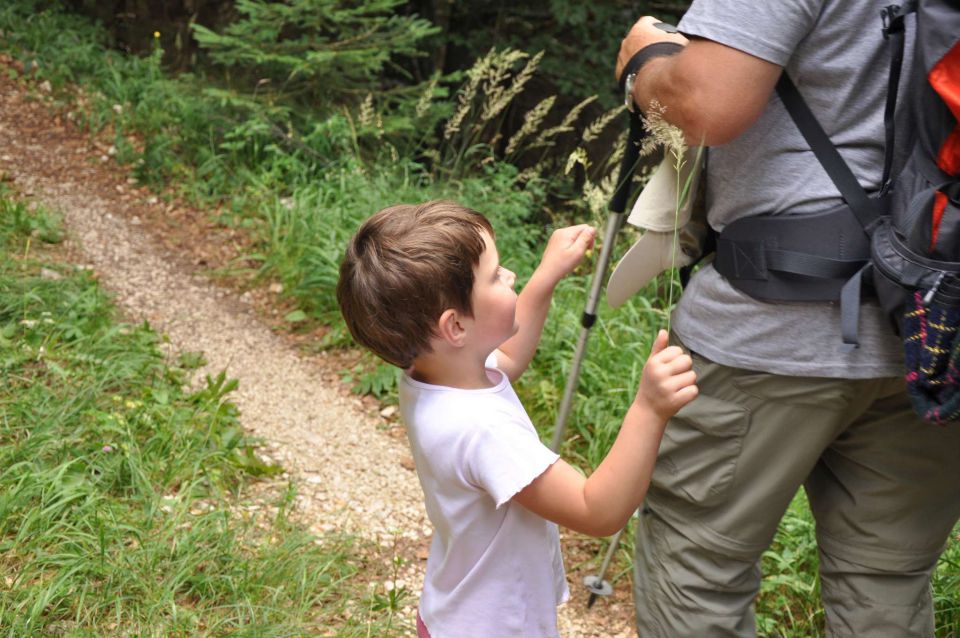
[436,308,468,347]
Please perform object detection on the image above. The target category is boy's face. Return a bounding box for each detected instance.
[469,231,518,351]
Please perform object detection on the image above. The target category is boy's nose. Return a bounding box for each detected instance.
[506,269,517,287]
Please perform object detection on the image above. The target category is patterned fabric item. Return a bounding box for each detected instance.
[903,291,960,423]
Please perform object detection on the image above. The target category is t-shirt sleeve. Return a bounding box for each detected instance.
[464,418,560,508]
[678,0,824,67]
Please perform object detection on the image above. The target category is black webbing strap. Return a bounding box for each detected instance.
[879,2,915,191]
[764,248,866,279]
[775,74,882,235]
[840,264,871,351]
[716,239,867,280]
[608,111,646,214]
[618,42,684,99]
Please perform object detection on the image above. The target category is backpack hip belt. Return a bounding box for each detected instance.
[715,199,883,303]
[707,0,960,422]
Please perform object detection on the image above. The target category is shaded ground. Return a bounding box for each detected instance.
[0,67,636,637]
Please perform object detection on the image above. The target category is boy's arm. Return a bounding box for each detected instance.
[495,225,596,382]
[513,331,697,536]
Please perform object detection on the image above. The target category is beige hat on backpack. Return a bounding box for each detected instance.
[606,145,708,308]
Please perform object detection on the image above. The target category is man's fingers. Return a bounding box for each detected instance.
[637,15,660,28]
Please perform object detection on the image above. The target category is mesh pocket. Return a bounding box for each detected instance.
[902,291,960,423]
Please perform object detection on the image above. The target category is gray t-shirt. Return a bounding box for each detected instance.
[672,0,906,378]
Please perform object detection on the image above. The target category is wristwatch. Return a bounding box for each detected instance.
[619,42,684,113]
[624,72,639,112]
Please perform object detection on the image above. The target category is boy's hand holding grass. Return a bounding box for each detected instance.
[534,224,597,285]
[496,224,595,381]
[514,330,698,537]
[635,329,698,421]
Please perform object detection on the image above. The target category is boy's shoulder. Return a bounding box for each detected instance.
[401,378,527,443]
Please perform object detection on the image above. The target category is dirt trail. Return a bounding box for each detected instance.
[0,73,633,637]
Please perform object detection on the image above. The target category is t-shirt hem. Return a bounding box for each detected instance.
[673,326,905,379]
[494,454,560,509]
[420,604,568,638]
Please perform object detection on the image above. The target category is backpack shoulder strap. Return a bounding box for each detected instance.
[880,1,917,190]
[775,74,885,234]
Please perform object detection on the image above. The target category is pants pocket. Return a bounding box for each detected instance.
[652,393,751,507]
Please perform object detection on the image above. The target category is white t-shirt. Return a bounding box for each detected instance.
[399,354,569,638]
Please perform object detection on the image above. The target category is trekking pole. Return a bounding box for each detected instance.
[549,110,646,453]
[550,20,682,608]
[548,110,644,610]
[547,110,643,610]
[550,20,677,452]
[584,526,623,608]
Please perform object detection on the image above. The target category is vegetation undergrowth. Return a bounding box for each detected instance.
[0,188,409,636]
[1,2,958,635]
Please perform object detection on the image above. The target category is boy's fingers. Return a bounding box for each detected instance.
[649,329,669,357]
[563,224,594,243]
[664,352,693,373]
[653,345,686,366]
[574,226,597,250]
[664,370,697,392]
[673,384,699,406]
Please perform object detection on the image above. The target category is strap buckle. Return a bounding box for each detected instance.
[881,4,903,39]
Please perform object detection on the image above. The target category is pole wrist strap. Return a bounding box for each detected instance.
[618,42,684,110]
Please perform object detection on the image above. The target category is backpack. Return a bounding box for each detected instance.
[711,0,960,422]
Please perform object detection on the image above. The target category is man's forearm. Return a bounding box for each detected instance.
[629,38,783,147]
[632,54,707,144]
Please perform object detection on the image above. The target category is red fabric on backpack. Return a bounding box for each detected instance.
[930,41,960,176]
[931,191,948,251]
[927,41,959,251]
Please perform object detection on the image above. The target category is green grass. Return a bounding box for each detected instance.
[1,3,959,635]
[0,191,409,636]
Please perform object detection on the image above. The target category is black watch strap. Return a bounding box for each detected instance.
[617,42,684,95]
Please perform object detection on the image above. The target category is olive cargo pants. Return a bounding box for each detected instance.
[634,343,960,637]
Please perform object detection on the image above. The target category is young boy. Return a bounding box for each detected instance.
[337,200,697,638]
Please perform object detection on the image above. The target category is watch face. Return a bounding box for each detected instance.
[624,73,638,111]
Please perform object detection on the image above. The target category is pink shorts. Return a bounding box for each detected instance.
[416,611,432,638]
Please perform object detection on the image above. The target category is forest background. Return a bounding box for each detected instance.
[0,0,957,636]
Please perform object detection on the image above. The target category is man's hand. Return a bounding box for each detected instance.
[616,16,689,81]
[536,224,596,284]
[636,330,698,421]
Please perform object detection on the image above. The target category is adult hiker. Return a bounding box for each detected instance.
[614,2,960,635]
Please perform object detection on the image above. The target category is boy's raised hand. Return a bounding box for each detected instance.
[537,224,597,284]
[636,330,698,421]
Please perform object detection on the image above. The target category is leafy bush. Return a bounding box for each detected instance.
[192,0,437,107]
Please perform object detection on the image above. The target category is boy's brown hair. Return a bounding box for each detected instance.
[336,200,494,368]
